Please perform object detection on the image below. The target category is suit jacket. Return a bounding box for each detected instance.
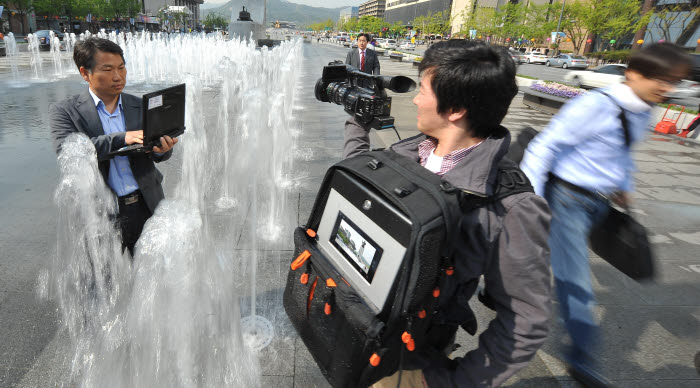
[49,90,171,213]
[345,48,380,75]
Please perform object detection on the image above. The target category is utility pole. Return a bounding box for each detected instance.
[554,0,566,55]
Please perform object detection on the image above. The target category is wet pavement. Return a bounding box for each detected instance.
[0,41,699,388]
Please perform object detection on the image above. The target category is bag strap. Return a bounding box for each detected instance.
[597,91,631,148]
[459,158,534,211]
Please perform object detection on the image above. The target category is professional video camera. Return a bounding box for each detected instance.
[314,61,416,130]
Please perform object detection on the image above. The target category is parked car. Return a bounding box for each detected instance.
[666,79,700,100]
[564,64,627,88]
[545,54,591,69]
[509,51,527,64]
[524,51,548,64]
[690,53,700,82]
[25,30,65,50]
[399,42,416,50]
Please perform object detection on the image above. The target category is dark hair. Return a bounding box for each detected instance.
[627,43,691,80]
[418,40,518,139]
[357,33,371,42]
[73,38,125,72]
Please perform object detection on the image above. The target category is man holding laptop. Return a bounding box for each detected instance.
[50,37,178,255]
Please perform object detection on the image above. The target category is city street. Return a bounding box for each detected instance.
[0,40,699,388]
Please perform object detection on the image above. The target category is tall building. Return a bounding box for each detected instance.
[339,7,360,23]
[359,0,387,19]
[384,0,452,25]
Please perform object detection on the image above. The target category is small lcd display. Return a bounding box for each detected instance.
[330,212,383,283]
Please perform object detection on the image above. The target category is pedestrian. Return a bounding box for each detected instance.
[520,43,691,387]
[345,32,380,75]
[49,37,178,256]
[345,39,552,387]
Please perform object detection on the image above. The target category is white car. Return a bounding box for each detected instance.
[524,51,548,64]
[381,39,397,50]
[564,64,627,89]
[399,42,416,50]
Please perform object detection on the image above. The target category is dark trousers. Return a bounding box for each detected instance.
[117,191,152,256]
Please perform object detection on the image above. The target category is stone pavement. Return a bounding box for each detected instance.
[1,41,699,388]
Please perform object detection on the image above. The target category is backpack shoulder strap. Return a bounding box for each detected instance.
[597,90,631,148]
[459,158,534,211]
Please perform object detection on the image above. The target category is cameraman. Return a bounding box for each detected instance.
[344,40,552,387]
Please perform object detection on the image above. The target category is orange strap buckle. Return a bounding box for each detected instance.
[300,273,309,285]
[291,250,311,270]
[324,302,332,315]
[406,338,415,351]
[326,278,337,287]
[401,331,412,344]
[369,353,381,367]
[418,310,426,319]
[446,267,454,276]
[433,287,440,298]
[306,229,317,238]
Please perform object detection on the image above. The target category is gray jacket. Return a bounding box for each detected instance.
[344,119,551,387]
[49,90,171,213]
[345,47,380,75]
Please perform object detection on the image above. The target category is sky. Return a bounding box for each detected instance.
[203,0,363,8]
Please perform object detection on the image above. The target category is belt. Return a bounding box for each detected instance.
[118,191,141,205]
[548,174,606,200]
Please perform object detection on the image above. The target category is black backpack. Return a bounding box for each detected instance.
[283,148,532,388]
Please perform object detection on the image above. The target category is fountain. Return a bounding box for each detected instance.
[37,31,303,386]
[3,33,20,82]
[27,33,44,80]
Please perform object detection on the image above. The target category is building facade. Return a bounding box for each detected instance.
[359,0,387,19]
[339,7,360,23]
[143,0,203,30]
[384,0,452,25]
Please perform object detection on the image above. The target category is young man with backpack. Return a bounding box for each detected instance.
[520,43,691,387]
[344,39,552,387]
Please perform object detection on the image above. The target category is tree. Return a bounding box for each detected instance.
[0,0,33,34]
[645,2,699,44]
[204,12,228,30]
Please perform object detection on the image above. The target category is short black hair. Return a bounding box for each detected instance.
[627,42,691,81]
[73,38,125,72]
[418,40,517,139]
[357,33,371,42]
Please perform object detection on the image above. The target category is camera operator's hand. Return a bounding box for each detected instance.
[152,135,178,153]
[125,130,144,145]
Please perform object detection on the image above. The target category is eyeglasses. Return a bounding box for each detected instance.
[653,78,683,88]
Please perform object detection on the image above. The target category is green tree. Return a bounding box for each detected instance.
[204,12,228,30]
[0,0,33,34]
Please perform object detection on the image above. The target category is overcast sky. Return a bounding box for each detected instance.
[204,0,363,8]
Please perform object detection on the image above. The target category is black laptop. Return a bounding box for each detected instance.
[109,83,186,157]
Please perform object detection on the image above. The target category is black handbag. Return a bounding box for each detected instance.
[589,207,655,281]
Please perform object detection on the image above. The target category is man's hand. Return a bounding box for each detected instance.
[611,191,632,210]
[152,135,178,153]
[125,130,144,145]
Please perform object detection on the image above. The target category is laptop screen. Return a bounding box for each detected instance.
[142,83,186,147]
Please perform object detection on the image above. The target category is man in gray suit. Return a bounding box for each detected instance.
[345,33,380,76]
[50,38,178,255]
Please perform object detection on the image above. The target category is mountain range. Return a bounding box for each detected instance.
[201,0,344,26]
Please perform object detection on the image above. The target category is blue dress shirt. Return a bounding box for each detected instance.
[521,83,653,197]
[88,89,139,196]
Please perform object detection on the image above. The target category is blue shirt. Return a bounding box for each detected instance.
[521,83,653,197]
[89,89,139,196]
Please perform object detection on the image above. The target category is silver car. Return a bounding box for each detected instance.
[666,79,700,100]
[509,51,527,64]
[546,54,590,69]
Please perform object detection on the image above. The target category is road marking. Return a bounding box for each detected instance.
[669,231,700,246]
